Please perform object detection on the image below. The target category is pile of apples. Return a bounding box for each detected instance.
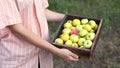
[54,18,98,49]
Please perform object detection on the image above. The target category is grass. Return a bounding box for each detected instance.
[47,0,120,68]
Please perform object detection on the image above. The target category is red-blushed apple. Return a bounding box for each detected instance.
[70,29,78,35]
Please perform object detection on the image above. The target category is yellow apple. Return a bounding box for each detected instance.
[62,28,71,34]
[72,19,81,26]
[66,20,72,23]
[60,33,69,42]
[70,34,79,43]
[89,20,97,29]
[70,26,76,30]
[93,24,98,31]
[81,19,88,25]
[76,25,83,31]
[64,22,72,28]
[65,40,72,46]
[83,24,92,32]
[79,29,88,37]
[55,38,63,44]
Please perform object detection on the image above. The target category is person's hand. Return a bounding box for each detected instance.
[57,48,79,61]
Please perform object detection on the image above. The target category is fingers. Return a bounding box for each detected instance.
[69,52,79,61]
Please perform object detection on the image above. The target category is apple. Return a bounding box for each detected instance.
[72,19,81,26]
[70,29,78,35]
[93,24,98,31]
[81,19,88,25]
[84,40,92,49]
[70,26,76,30]
[66,20,72,23]
[60,33,69,42]
[86,32,95,41]
[72,43,78,47]
[90,29,95,33]
[79,29,88,37]
[62,28,71,34]
[76,25,83,31]
[64,22,72,28]
[55,38,63,44]
[83,24,92,32]
[80,45,85,48]
[70,34,79,43]
[89,20,97,28]
[65,40,72,46]
[78,38,86,46]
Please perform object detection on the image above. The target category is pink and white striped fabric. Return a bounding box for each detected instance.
[0,0,53,68]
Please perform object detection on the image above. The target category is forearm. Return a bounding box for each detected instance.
[8,23,60,55]
[45,9,65,22]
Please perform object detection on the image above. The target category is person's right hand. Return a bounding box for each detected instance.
[57,48,79,61]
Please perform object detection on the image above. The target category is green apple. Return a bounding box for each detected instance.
[84,40,92,49]
[79,29,88,37]
[62,28,71,34]
[72,19,81,26]
[66,20,72,23]
[86,32,95,41]
[65,40,72,46]
[83,24,92,32]
[78,38,86,46]
[60,33,69,42]
[72,43,78,47]
[80,45,85,48]
[55,38,63,44]
[81,19,88,25]
[70,34,79,43]
[64,22,72,28]
[89,20,97,28]
[76,25,83,31]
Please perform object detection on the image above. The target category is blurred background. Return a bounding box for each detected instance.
[47,0,120,68]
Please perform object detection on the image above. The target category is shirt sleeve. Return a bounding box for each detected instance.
[42,0,49,8]
[0,0,22,29]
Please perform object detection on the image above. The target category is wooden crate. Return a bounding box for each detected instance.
[51,14,103,60]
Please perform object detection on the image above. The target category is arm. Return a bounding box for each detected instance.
[45,9,65,22]
[8,23,79,61]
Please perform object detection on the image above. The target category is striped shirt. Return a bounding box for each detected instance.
[0,0,53,68]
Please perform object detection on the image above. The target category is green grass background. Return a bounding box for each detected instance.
[47,0,120,68]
